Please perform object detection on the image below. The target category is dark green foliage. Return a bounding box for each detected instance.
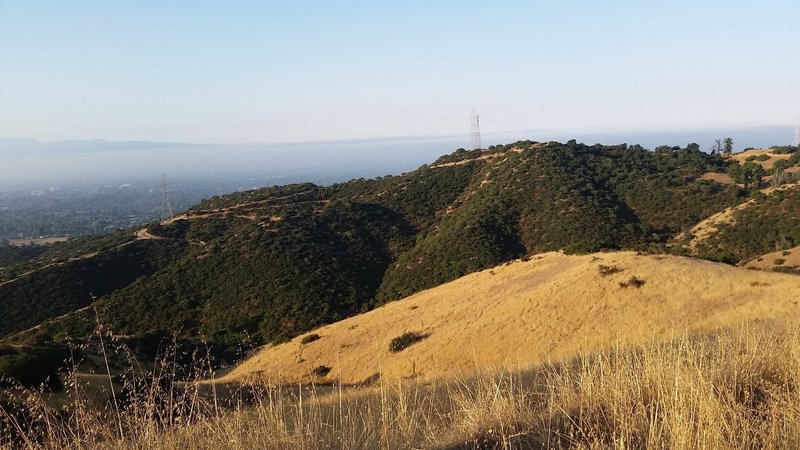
[770,146,798,155]
[728,162,766,190]
[312,365,331,377]
[0,245,47,272]
[0,239,185,337]
[597,265,623,276]
[0,140,759,357]
[723,137,734,154]
[564,241,609,255]
[773,159,790,173]
[619,276,645,288]
[300,334,320,345]
[695,188,800,263]
[389,332,427,353]
[0,230,135,283]
[0,345,67,390]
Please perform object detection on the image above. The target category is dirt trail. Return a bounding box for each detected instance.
[0,251,99,288]
[160,190,328,226]
[134,228,164,240]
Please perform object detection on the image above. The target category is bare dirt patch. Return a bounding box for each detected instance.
[8,237,69,246]
[698,172,733,184]
[731,148,792,170]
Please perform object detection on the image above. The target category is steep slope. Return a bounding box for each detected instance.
[226,251,800,385]
[675,181,800,264]
[377,141,740,300]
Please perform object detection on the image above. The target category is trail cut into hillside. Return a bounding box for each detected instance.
[225,251,800,385]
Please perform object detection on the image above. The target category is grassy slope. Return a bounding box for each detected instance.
[226,251,800,385]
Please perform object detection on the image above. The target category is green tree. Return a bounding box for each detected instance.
[741,162,765,189]
[723,137,734,155]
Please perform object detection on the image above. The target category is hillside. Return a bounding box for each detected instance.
[3,142,800,449]
[674,179,800,267]
[226,251,800,385]
[2,140,798,363]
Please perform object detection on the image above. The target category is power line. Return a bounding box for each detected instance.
[794,117,800,147]
[470,109,482,150]
[160,174,174,221]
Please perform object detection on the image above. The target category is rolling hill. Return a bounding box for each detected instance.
[226,251,800,385]
[1,141,799,364]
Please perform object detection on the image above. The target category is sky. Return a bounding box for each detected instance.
[1,0,798,145]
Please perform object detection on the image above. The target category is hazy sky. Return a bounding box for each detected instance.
[0,1,798,144]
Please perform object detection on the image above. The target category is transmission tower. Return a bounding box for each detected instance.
[470,109,482,150]
[160,174,174,221]
[794,117,800,147]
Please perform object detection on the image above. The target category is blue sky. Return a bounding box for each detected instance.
[0,1,798,144]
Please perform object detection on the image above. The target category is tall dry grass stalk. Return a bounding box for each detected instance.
[4,323,800,449]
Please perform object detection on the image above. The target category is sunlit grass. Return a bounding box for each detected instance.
[4,322,800,449]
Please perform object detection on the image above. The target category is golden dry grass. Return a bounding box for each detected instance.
[731,148,792,170]
[9,323,800,449]
[697,172,733,184]
[5,251,800,449]
[744,246,800,271]
[227,251,800,386]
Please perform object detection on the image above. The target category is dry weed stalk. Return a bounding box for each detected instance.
[4,322,800,449]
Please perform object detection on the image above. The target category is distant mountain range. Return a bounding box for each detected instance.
[0,124,794,189]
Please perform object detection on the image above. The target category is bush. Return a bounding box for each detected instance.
[0,346,67,391]
[312,365,331,377]
[390,332,428,353]
[619,276,645,288]
[300,334,320,345]
[563,241,609,255]
[597,265,622,276]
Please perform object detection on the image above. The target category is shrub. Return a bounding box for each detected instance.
[390,332,428,353]
[312,365,331,377]
[775,259,786,266]
[597,265,622,276]
[619,276,645,288]
[563,241,609,255]
[0,346,67,391]
[300,334,320,345]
